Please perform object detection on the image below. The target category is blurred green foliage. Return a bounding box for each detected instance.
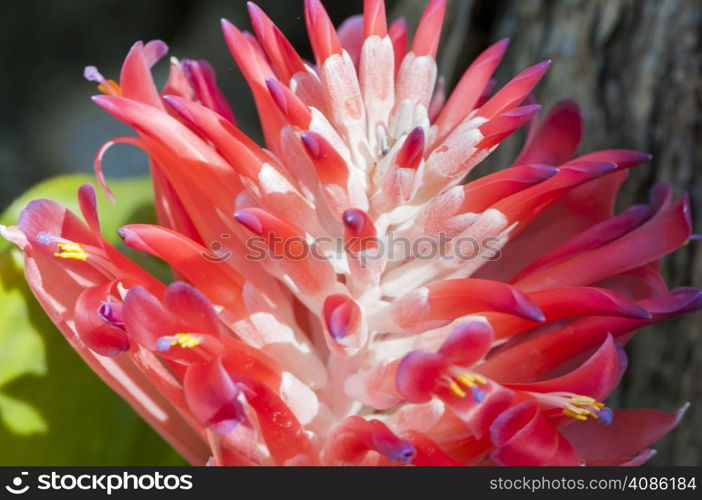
[0,175,185,465]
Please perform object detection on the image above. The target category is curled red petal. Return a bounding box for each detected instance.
[165,282,221,335]
[122,286,222,363]
[401,430,461,466]
[322,294,368,357]
[325,416,415,465]
[184,357,245,434]
[438,321,494,367]
[437,380,514,439]
[74,282,130,357]
[490,401,573,465]
[396,351,446,403]
[119,41,165,109]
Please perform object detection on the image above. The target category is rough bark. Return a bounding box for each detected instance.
[398,0,701,465]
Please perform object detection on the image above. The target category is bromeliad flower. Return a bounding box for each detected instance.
[2,0,699,465]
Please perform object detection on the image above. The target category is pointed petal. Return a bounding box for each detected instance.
[266,78,312,129]
[561,405,688,463]
[487,287,651,341]
[504,334,625,400]
[410,0,447,58]
[512,204,654,281]
[247,2,306,83]
[304,0,343,63]
[433,39,509,139]
[181,59,236,124]
[479,289,702,382]
[459,164,558,214]
[513,194,691,291]
[364,0,387,38]
[477,60,551,120]
[391,279,544,331]
[514,99,583,165]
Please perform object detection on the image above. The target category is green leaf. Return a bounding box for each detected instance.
[0,176,185,465]
[0,393,48,436]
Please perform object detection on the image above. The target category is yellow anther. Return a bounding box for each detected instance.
[562,395,606,421]
[98,79,121,95]
[570,395,596,405]
[455,373,487,388]
[171,333,201,349]
[448,380,467,398]
[563,408,588,421]
[54,242,88,262]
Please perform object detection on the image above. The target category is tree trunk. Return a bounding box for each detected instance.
[395,0,701,465]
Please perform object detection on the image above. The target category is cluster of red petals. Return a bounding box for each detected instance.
[2,0,698,466]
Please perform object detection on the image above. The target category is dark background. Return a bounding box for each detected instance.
[0,0,700,464]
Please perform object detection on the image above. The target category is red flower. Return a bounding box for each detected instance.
[2,0,698,465]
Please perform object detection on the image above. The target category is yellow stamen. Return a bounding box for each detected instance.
[562,395,606,421]
[54,242,88,262]
[448,380,467,398]
[170,333,201,349]
[563,408,588,421]
[455,373,488,388]
[97,79,121,95]
[446,372,488,398]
